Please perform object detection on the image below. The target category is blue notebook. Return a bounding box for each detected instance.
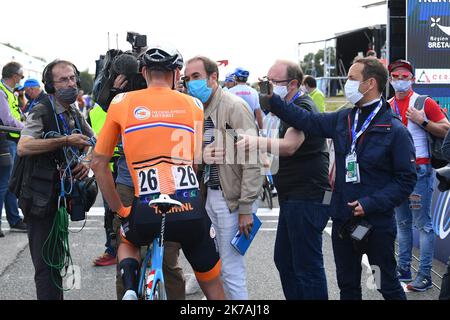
[230,213,262,256]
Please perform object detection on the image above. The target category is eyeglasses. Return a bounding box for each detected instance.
[267,78,294,85]
[53,75,77,85]
[391,71,412,79]
[16,73,24,80]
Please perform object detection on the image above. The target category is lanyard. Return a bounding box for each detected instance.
[351,100,383,154]
[288,91,302,105]
[393,99,402,121]
[58,113,70,135]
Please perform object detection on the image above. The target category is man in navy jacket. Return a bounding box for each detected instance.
[261,58,417,300]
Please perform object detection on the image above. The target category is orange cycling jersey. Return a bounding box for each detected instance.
[95,87,204,198]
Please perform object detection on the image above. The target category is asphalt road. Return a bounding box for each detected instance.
[0,195,445,300]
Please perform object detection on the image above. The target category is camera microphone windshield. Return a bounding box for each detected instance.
[112,54,139,77]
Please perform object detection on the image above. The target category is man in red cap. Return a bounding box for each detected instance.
[388,59,450,292]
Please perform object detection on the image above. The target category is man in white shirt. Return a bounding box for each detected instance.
[228,68,263,129]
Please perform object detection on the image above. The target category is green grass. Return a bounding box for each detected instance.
[325,96,350,112]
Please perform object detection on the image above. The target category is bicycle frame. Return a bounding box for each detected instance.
[137,214,167,300]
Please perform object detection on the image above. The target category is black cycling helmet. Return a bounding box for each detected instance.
[140,44,183,71]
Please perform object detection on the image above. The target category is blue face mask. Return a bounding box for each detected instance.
[187,79,212,103]
[391,80,412,93]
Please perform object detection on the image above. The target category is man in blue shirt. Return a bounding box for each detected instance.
[21,79,47,114]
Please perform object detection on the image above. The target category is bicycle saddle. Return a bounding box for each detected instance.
[149,194,183,213]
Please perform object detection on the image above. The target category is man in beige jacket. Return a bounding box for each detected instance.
[184,56,263,299]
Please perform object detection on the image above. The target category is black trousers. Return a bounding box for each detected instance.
[331,221,406,300]
[26,211,63,300]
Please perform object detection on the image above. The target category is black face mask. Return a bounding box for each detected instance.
[55,87,79,105]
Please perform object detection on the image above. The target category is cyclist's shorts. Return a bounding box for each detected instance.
[120,191,221,281]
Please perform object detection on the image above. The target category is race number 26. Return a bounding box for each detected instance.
[138,168,160,196]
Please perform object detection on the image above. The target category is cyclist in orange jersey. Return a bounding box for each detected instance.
[91,45,225,300]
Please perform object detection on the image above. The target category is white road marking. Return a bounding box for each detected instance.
[2,227,104,231]
[3,207,281,218]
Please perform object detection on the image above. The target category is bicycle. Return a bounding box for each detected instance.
[136,194,182,300]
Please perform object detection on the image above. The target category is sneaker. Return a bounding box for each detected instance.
[0,228,4,238]
[407,274,433,292]
[10,220,27,233]
[93,253,117,267]
[185,274,201,296]
[396,266,413,282]
[122,289,138,300]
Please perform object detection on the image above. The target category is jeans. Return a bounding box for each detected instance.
[3,141,21,226]
[332,221,406,300]
[0,164,10,228]
[274,198,330,300]
[395,163,435,277]
[205,188,248,300]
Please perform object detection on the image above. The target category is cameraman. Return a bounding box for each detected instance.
[16,60,94,300]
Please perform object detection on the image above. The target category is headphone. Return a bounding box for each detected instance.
[42,59,81,94]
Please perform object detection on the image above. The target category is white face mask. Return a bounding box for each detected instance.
[300,85,307,93]
[391,80,412,93]
[344,79,365,105]
[273,85,288,100]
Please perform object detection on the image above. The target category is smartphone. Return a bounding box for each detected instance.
[259,81,271,95]
[351,225,371,241]
[225,123,241,143]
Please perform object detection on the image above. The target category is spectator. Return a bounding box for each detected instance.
[237,59,331,300]
[184,56,263,300]
[0,62,27,236]
[229,67,264,129]
[223,72,236,91]
[88,103,120,267]
[21,79,47,114]
[262,57,417,300]
[388,59,450,292]
[302,75,326,113]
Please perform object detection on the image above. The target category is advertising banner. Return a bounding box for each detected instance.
[407,0,450,110]
[408,1,450,263]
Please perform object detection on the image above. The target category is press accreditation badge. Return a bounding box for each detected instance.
[345,153,360,184]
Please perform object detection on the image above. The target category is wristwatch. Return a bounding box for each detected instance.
[421,120,429,128]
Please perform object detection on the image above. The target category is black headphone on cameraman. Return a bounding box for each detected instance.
[42,59,81,94]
